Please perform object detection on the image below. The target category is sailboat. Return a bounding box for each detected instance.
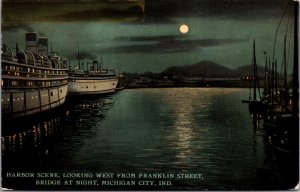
[266,0,298,141]
[263,0,299,187]
[242,40,266,114]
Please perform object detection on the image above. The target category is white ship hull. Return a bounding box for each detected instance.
[68,78,118,95]
[2,84,68,117]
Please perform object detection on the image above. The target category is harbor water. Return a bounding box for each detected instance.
[1,88,296,190]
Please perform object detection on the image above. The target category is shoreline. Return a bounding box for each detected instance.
[125,85,251,89]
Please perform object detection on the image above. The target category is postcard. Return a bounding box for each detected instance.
[1,0,299,190]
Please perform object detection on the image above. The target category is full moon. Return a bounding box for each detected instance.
[179,24,189,34]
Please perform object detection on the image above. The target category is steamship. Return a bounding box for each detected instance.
[68,51,118,95]
[1,32,69,118]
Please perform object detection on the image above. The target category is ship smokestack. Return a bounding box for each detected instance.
[25,32,37,53]
[38,37,48,57]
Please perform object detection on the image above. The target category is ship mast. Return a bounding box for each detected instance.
[283,35,288,109]
[253,40,257,100]
[292,0,299,116]
[77,43,80,70]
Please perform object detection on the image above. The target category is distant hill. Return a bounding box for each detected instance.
[162,61,233,78]
[161,60,266,78]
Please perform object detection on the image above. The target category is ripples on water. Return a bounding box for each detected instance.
[1,88,291,190]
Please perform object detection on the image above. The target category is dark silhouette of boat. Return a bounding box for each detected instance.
[263,1,299,188]
[242,40,266,114]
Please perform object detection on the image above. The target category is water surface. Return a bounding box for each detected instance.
[1,88,289,190]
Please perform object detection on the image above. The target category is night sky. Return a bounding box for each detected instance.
[2,0,295,73]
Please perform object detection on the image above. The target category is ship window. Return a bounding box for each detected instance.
[27,81,33,86]
[60,89,62,93]
[86,86,88,89]
[11,80,18,86]
[51,92,53,96]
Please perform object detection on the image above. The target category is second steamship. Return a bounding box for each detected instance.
[68,48,118,95]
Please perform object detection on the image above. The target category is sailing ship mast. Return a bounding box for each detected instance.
[253,40,257,100]
[242,40,265,114]
[77,43,80,70]
[283,36,288,109]
[252,40,261,101]
[292,0,298,116]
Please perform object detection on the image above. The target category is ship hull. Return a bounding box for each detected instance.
[68,78,118,95]
[2,84,68,118]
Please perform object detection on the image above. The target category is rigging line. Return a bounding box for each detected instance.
[285,2,294,72]
[287,30,293,75]
[285,3,293,37]
[287,7,295,75]
[249,45,254,100]
[280,19,290,77]
[281,46,284,75]
[272,0,292,63]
